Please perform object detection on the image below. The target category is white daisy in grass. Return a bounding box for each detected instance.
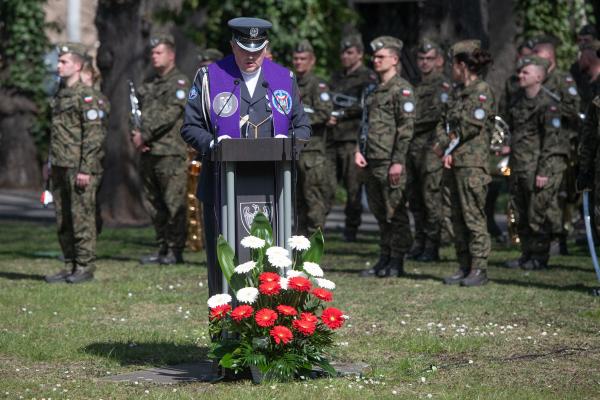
[302,261,324,277]
[240,235,266,249]
[207,293,232,308]
[286,270,307,278]
[315,278,336,290]
[234,260,256,274]
[268,254,292,269]
[236,287,259,304]
[266,246,289,258]
[279,277,289,290]
[288,235,311,251]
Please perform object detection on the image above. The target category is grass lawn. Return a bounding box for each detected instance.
[1,219,600,399]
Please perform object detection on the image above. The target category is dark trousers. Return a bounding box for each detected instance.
[202,202,222,297]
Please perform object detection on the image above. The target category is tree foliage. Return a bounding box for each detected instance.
[515,0,595,70]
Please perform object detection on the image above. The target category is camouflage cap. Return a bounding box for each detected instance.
[449,39,480,57]
[56,42,88,58]
[370,36,403,53]
[150,34,175,48]
[516,55,550,72]
[294,39,314,54]
[340,34,364,52]
[198,48,223,63]
[417,38,441,54]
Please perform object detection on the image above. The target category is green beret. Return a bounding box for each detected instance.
[150,34,175,48]
[294,39,314,54]
[516,55,550,72]
[56,42,88,58]
[370,36,403,52]
[417,38,441,54]
[340,34,364,52]
[450,39,481,57]
[198,48,223,62]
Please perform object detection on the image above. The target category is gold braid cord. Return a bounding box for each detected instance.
[186,147,204,251]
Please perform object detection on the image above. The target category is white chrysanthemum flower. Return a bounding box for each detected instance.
[286,270,307,278]
[236,287,259,304]
[288,235,311,251]
[268,254,292,269]
[315,278,336,290]
[279,277,289,290]
[240,235,266,249]
[207,293,232,308]
[234,260,256,274]
[266,246,289,258]
[302,261,324,277]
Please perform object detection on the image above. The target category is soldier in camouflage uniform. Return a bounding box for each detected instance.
[327,35,378,242]
[293,40,334,235]
[435,40,494,287]
[356,36,415,278]
[132,35,189,265]
[45,43,105,284]
[198,48,224,68]
[406,38,451,262]
[504,56,568,271]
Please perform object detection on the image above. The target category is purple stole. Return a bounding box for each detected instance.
[208,56,292,138]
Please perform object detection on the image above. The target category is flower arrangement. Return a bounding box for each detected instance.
[207,213,345,382]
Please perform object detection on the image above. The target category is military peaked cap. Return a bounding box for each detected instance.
[56,42,88,58]
[294,39,314,54]
[340,34,364,52]
[417,38,441,54]
[370,36,403,52]
[228,17,272,52]
[516,55,550,73]
[150,34,175,48]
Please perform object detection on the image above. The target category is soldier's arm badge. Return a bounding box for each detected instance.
[440,92,449,103]
[188,85,199,100]
[86,109,99,121]
[403,101,415,113]
[176,89,186,100]
[550,117,561,128]
[320,92,330,102]
[473,108,486,120]
[568,86,578,96]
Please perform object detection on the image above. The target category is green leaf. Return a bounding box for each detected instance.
[219,352,236,368]
[301,229,324,263]
[313,358,337,377]
[250,212,274,246]
[217,235,237,288]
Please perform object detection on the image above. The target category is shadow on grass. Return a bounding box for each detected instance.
[0,271,45,281]
[488,260,594,274]
[82,341,210,367]
[490,277,592,293]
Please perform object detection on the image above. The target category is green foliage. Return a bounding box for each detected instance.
[515,0,596,70]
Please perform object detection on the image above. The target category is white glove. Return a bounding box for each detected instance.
[209,135,232,148]
[274,134,287,138]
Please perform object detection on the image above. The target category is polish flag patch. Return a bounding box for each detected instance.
[83,96,93,103]
[478,94,487,102]
[177,79,186,85]
[402,89,411,97]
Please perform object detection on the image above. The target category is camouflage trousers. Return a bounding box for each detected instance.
[140,154,188,252]
[297,152,331,235]
[364,160,412,258]
[445,167,491,270]
[51,166,98,272]
[406,151,443,250]
[326,141,363,234]
[510,159,566,262]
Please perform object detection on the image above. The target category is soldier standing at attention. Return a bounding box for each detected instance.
[355,36,415,278]
[436,40,494,287]
[406,38,451,262]
[327,35,378,242]
[293,40,333,235]
[44,43,104,284]
[132,34,189,265]
[504,56,565,271]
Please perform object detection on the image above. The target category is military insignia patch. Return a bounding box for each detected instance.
[188,85,199,100]
[98,99,104,105]
[474,108,486,120]
[320,92,330,102]
[177,79,186,86]
[551,117,561,128]
[176,89,186,100]
[83,96,93,103]
[478,94,487,102]
[250,27,259,38]
[318,83,327,89]
[402,89,412,97]
[272,89,292,115]
[86,109,99,121]
[212,92,239,117]
[403,102,415,113]
[549,105,558,112]
[566,76,574,83]
[99,110,105,119]
[568,86,577,96]
[442,82,450,89]
[440,92,449,103]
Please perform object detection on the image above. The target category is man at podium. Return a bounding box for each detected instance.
[181,17,310,297]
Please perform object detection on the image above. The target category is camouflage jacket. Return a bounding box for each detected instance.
[50,81,105,174]
[94,88,110,171]
[329,64,378,142]
[138,67,189,156]
[365,74,415,164]
[543,69,581,137]
[297,72,333,153]
[507,88,565,176]
[579,95,600,173]
[435,78,495,171]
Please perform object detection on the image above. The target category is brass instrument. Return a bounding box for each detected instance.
[186,148,204,251]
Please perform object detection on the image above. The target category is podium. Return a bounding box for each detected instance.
[211,138,303,294]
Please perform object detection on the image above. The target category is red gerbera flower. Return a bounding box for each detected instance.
[230,305,254,322]
[270,325,293,345]
[321,307,344,330]
[259,281,281,295]
[292,318,316,336]
[300,312,317,323]
[255,308,278,327]
[209,304,231,320]
[288,276,312,292]
[312,288,333,302]
[276,305,297,316]
[259,272,280,283]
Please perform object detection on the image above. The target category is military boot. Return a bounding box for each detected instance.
[379,257,404,277]
[460,269,488,286]
[140,247,168,265]
[360,254,390,277]
[44,269,71,284]
[443,267,470,285]
[407,240,424,260]
[160,249,185,265]
[66,266,95,284]
[416,246,439,262]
